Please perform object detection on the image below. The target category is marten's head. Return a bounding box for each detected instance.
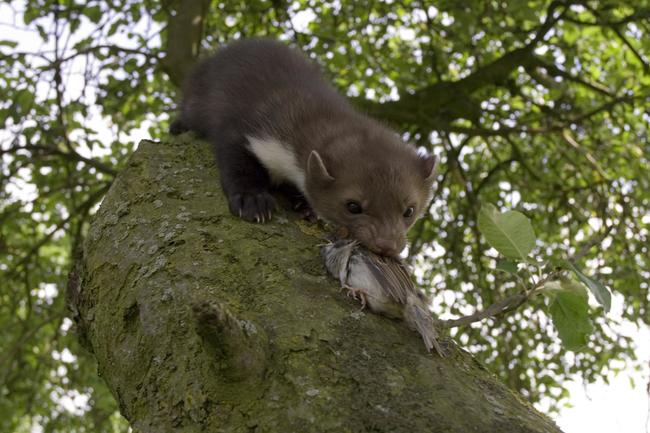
[305,136,437,258]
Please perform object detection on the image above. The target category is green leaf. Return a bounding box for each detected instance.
[23,7,40,24]
[86,6,102,24]
[478,204,536,259]
[495,259,518,274]
[549,281,592,351]
[107,20,123,37]
[73,37,93,51]
[70,18,81,33]
[0,40,18,48]
[563,261,612,313]
[11,89,34,121]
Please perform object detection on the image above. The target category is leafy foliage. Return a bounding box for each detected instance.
[475,204,609,351]
[1,0,649,430]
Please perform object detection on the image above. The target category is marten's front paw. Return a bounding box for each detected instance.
[290,197,317,222]
[228,192,276,223]
[297,206,317,222]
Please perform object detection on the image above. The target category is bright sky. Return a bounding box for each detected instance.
[538,293,650,433]
[1,3,649,432]
[559,370,650,433]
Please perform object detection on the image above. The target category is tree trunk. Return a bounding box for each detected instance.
[160,0,210,87]
[70,135,563,433]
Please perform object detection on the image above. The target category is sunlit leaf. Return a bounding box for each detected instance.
[548,280,593,351]
[478,204,536,260]
[562,261,612,313]
[0,40,18,48]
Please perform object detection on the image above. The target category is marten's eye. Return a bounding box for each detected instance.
[346,201,363,214]
[403,206,415,218]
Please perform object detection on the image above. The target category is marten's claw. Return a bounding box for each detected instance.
[228,191,276,223]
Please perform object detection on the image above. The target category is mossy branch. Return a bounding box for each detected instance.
[71,134,563,433]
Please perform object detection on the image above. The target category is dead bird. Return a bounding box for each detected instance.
[322,239,446,356]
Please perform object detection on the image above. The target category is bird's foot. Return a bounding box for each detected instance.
[342,285,368,309]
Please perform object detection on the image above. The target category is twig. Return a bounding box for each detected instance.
[475,157,518,193]
[438,291,529,328]
[561,129,609,180]
[437,266,563,329]
[573,222,614,262]
[610,25,649,72]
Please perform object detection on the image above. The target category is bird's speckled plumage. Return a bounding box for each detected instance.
[322,239,445,356]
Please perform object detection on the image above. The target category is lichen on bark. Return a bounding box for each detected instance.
[72,134,563,432]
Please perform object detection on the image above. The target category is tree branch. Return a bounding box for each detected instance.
[74,136,563,432]
[560,129,609,180]
[354,1,572,127]
[2,143,117,176]
[573,222,615,262]
[578,3,649,72]
[564,8,650,27]
[433,93,639,138]
[529,58,614,96]
[609,25,649,73]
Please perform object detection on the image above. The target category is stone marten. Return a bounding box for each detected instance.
[171,38,437,257]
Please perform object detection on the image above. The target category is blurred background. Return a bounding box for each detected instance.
[0,1,648,432]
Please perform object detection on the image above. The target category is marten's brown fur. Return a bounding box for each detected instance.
[171,38,437,257]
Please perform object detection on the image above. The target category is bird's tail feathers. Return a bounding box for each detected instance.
[405,297,446,357]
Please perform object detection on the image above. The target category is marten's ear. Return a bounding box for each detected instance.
[307,151,335,183]
[420,154,438,182]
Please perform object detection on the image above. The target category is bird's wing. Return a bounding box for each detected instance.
[383,256,415,304]
[362,254,413,304]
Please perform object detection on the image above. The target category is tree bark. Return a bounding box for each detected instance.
[70,134,563,433]
[160,0,210,87]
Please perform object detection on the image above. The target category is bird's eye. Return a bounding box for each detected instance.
[346,201,363,214]
[403,206,415,218]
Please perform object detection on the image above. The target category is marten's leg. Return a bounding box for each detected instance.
[169,118,190,135]
[274,183,317,222]
[214,136,276,223]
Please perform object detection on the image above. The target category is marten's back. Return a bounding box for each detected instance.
[177,38,349,140]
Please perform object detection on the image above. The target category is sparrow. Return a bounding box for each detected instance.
[321,239,446,356]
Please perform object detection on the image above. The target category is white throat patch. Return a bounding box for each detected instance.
[246,136,306,192]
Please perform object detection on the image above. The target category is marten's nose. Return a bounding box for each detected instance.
[373,239,399,257]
